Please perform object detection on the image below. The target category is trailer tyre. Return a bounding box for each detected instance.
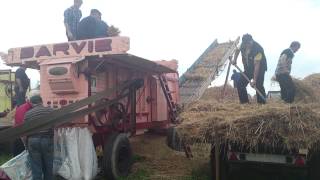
[103,133,132,180]
[308,151,320,180]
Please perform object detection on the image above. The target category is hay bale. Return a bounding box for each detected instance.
[303,73,320,97]
[293,78,319,103]
[303,73,320,87]
[177,102,320,151]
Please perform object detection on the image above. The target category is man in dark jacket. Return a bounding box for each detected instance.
[14,65,30,106]
[233,34,267,104]
[77,9,109,40]
[275,41,301,103]
[231,69,241,88]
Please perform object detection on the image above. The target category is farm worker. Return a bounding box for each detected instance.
[232,34,267,104]
[64,0,83,41]
[231,69,241,88]
[275,41,301,103]
[12,90,39,156]
[24,94,54,180]
[77,9,109,40]
[14,65,30,106]
[12,101,32,156]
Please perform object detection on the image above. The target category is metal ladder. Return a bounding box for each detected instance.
[159,75,178,123]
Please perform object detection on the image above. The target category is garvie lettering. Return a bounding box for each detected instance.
[20,39,112,59]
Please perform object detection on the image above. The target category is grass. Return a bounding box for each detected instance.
[0,154,12,165]
[187,162,211,180]
[117,169,151,180]
[117,154,151,180]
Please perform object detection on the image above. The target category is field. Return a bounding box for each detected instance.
[126,134,211,180]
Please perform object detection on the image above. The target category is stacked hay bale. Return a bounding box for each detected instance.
[177,102,320,151]
[176,73,320,153]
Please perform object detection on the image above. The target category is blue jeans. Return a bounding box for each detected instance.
[27,136,54,180]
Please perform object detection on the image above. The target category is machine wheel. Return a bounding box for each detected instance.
[210,144,228,180]
[166,127,183,151]
[103,133,132,180]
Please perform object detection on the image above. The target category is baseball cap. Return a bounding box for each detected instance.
[91,9,102,16]
[242,33,253,44]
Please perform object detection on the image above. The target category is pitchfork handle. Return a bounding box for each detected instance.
[231,63,267,102]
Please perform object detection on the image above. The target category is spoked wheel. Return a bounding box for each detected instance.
[103,133,132,180]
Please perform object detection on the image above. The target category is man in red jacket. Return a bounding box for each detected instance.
[12,101,32,156]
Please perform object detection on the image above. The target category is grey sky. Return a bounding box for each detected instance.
[0,0,319,93]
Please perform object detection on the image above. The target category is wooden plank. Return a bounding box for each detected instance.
[4,37,130,66]
[0,79,143,143]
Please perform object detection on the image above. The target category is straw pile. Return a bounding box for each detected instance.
[177,102,320,151]
[107,25,121,37]
[183,67,211,81]
[293,78,319,103]
[302,73,320,97]
[200,84,238,103]
[303,73,320,87]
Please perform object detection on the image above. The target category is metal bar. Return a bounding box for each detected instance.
[0,92,129,143]
[221,61,232,100]
[9,70,13,110]
[215,139,220,180]
[130,85,137,135]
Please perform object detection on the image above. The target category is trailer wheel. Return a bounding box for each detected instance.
[308,151,320,180]
[210,145,228,180]
[167,127,183,151]
[103,133,132,180]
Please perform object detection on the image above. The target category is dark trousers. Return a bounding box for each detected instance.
[12,138,25,156]
[27,136,54,180]
[15,90,26,107]
[276,74,295,103]
[237,71,266,104]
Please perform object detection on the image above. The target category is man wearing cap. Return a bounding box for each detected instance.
[64,0,83,41]
[24,94,54,180]
[275,41,301,103]
[77,9,109,40]
[233,34,267,104]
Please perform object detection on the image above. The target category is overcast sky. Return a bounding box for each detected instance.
[0,0,319,93]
